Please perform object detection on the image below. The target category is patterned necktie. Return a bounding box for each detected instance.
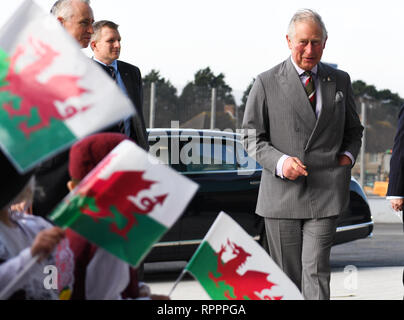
[303,71,316,113]
[107,66,117,83]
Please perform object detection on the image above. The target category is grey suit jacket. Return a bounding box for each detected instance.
[242,58,363,219]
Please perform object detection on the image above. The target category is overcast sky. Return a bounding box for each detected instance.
[1,0,403,104]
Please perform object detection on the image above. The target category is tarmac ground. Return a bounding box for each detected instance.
[147,265,404,300]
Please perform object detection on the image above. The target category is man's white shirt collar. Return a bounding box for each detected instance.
[93,57,118,72]
[290,56,318,76]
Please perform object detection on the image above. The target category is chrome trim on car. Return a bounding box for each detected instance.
[147,128,241,140]
[153,240,203,247]
[180,168,262,175]
[336,221,374,233]
[249,180,261,185]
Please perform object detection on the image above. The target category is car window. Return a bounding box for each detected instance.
[148,133,261,173]
[181,137,237,172]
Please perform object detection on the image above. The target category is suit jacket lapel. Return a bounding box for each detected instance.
[305,63,336,150]
[117,61,136,102]
[279,58,317,131]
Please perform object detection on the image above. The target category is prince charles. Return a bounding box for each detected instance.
[242,9,363,299]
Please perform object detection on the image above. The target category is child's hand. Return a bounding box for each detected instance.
[31,227,65,261]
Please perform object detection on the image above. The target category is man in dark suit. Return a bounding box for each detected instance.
[387,106,404,212]
[90,20,148,151]
[33,0,95,217]
[387,105,404,295]
[90,20,149,280]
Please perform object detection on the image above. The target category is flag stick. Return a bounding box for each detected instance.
[167,216,218,298]
[0,254,39,300]
[168,268,187,298]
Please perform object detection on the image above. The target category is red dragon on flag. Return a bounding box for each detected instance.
[76,153,169,240]
[209,239,283,300]
[49,139,197,267]
[0,37,89,137]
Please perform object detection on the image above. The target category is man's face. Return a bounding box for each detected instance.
[91,27,121,65]
[60,0,94,48]
[286,20,326,71]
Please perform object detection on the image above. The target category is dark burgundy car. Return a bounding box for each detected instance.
[145,129,373,262]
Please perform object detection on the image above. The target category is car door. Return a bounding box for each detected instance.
[178,134,263,243]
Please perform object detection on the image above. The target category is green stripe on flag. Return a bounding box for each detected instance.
[0,49,9,86]
[0,105,76,169]
[186,242,238,300]
[50,195,167,267]
[0,48,76,171]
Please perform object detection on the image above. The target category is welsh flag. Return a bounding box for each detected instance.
[185,212,304,300]
[0,0,135,172]
[49,140,198,267]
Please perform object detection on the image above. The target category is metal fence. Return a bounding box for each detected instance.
[143,83,242,131]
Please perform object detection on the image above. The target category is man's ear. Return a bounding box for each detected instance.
[286,34,293,50]
[322,36,328,49]
[90,40,96,51]
[67,180,76,192]
[57,16,65,26]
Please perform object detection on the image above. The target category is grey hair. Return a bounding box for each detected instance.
[287,9,328,41]
[50,0,91,20]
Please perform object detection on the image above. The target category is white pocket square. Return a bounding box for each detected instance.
[335,91,344,103]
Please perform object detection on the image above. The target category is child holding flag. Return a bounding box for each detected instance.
[0,152,67,300]
[65,132,168,300]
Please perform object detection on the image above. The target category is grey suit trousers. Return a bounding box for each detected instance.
[264,216,338,300]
